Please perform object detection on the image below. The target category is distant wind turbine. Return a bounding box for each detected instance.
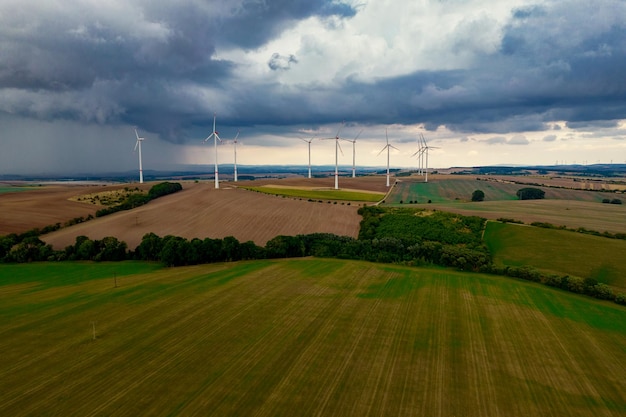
[411,139,424,176]
[204,113,222,189]
[232,130,240,182]
[300,136,314,179]
[133,128,145,184]
[322,122,345,190]
[377,129,399,187]
[343,130,362,178]
[418,133,439,183]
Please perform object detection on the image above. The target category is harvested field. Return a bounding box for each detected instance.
[42,181,363,249]
[1,259,625,416]
[0,183,151,235]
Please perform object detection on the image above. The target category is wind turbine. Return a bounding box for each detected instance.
[411,138,424,176]
[343,130,362,178]
[322,122,345,190]
[419,133,439,183]
[377,128,399,187]
[232,130,240,182]
[133,128,145,184]
[300,136,314,179]
[204,113,222,189]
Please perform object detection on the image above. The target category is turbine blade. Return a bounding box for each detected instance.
[134,140,139,152]
[337,139,344,156]
[354,129,363,141]
[233,130,240,142]
[335,121,345,139]
[377,145,387,156]
[134,128,140,140]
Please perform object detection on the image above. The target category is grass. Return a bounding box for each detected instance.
[389,178,621,205]
[0,261,162,288]
[387,179,626,235]
[484,221,626,289]
[243,186,384,202]
[0,186,36,194]
[389,179,522,204]
[1,259,625,416]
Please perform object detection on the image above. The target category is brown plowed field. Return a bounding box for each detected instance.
[41,181,365,249]
[0,183,151,235]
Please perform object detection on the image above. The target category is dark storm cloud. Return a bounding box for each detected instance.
[0,0,356,140]
[1,0,625,147]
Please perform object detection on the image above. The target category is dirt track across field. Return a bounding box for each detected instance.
[41,181,366,249]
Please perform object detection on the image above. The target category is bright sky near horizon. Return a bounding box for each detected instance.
[0,0,625,175]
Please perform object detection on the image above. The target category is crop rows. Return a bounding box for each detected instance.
[1,259,625,416]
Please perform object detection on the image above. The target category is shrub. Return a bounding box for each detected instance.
[544,274,562,287]
[148,182,183,199]
[497,218,524,224]
[590,283,614,300]
[471,189,485,202]
[567,276,585,294]
[516,187,545,200]
[610,199,622,204]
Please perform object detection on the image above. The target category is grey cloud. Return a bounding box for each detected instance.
[508,135,529,145]
[566,120,620,129]
[543,134,557,142]
[268,53,299,71]
[486,136,507,145]
[1,0,625,149]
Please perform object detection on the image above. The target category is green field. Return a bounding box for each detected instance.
[389,179,522,204]
[1,259,625,416]
[484,222,626,290]
[388,178,619,204]
[387,179,626,235]
[0,186,35,194]
[243,186,384,202]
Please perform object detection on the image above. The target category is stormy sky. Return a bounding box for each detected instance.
[1,0,625,175]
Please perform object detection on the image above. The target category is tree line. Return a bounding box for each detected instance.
[1,203,624,306]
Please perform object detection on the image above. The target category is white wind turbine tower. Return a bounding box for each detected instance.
[204,113,222,189]
[411,138,424,176]
[343,130,362,178]
[378,128,399,187]
[133,128,145,184]
[232,130,240,182]
[419,133,439,183]
[300,136,314,179]
[322,122,345,190]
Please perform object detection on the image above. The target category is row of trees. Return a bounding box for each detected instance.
[96,182,182,217]
[2,203,623,306]
[471,187,545,202]
[482,263,626,305]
